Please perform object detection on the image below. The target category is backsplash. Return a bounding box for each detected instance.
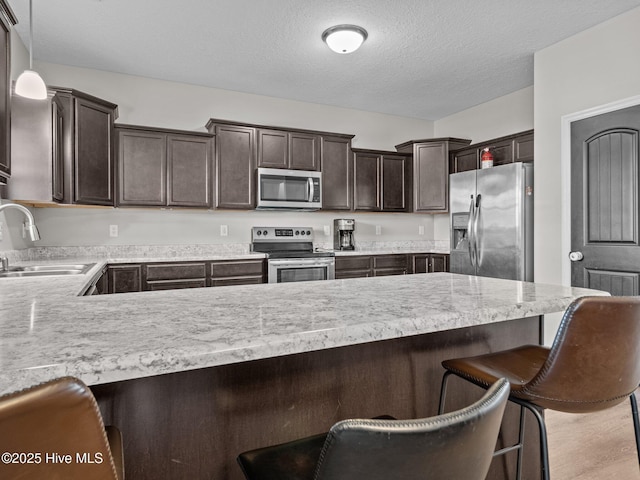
[1,239,448,263]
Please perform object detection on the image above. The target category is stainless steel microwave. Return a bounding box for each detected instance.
[256,168,322,210]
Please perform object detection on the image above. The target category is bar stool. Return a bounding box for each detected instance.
[438,295,640,480]
[238,378,510,480]
[0,376,124,480]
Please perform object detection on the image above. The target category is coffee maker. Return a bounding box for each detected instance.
[334,219,355,251]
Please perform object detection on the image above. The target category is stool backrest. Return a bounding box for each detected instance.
[313,378,510,480]
[0,377,120,480]
[525,296,640,413]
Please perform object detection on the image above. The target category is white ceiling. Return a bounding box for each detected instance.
[7,0,640,121]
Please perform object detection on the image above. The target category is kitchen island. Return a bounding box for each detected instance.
[0,268,605,480]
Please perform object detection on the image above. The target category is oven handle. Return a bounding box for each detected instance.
[268,258,335,267]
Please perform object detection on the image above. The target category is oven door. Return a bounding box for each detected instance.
[267,258,335,283]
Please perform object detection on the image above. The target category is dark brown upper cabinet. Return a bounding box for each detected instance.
[257,128,319,171]
[450,130,534,174]
[207,118,353,211]
[0,0,15,185]
[116,124,213,208]
[321,134,354,210]
[207,120,256,209]
[353,148,409,212]
[54,88,119,205]
[396,138,471,213]
[5,87,117,205]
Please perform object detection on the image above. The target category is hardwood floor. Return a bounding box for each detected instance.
[547,391,639,479]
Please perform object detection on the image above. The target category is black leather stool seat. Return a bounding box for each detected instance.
[238,378,510,480]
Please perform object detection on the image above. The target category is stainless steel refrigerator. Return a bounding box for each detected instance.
[449,162,533,281]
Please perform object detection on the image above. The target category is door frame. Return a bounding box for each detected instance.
[560,94,640,287]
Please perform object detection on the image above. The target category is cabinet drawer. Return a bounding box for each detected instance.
[335,270,370,279]
[373,255,407,269]
[335,256,371,271]
[145,262,207,281]
[373,268,407,277]
[211,277,264,287]
[147,279,207,290]
[211,260,264,278]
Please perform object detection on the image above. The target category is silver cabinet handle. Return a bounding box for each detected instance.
[473,194,481,265]
[569,251,584,262]
[308,177,314,203]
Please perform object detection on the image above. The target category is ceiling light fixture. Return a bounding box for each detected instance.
[15,0,47,100]
[322,24,368,54]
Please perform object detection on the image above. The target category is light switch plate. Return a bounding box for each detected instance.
[323,225,330,236]
[375,225,381,235]
[418,225,425,235]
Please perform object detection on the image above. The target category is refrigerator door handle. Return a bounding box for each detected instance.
[473,194,482,266]
[467,195,476,267]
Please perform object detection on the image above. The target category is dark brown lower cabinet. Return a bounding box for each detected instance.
[335,255,372,279]
[144,262,208,291]
[411,253,450,274]
[373,254,408,276]
[107,264,142,294]
[210,259,265,286]
[99,260,265,294]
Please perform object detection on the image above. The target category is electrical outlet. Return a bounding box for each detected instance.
[220,225,228,236]
[109,225,118,237]
[0,221,3,241]
[323,225,330,236]
[418,225,425,235]
[375,225,381,235]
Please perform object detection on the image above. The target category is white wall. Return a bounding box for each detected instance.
[534,5,640,342]
[434,86,534,143]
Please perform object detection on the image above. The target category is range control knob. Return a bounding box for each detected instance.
[262,230,268,236]
[295,230,300,235]
[306,230,311,235]
[300,231,305,235]
[256,230,262,235]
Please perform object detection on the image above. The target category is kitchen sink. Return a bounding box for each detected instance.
[0,263,95,278]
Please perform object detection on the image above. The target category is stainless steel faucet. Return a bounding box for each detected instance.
[0,202,41,242]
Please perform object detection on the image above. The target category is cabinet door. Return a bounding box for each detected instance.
[107,265,142,294]
[514,132,534,162]
[486,138,514,167]
[215,125,255,209]
[411,254,429,274]
[167,134,212,208]
[321,135,353,210]
[429,254,449,273]
[117,129,166,206]
[289,132,319,171]
[257,129,288,169]
[451,148,478,173]
[354,152,380,211]
[74,97,115,205]
[51,97,65,202]
[0,6,10,184]
[381,155,407,211]
[413,142,448,212]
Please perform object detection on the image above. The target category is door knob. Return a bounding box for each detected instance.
[569,251,584,262]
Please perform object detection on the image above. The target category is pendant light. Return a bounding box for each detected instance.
[322,25,368,54]
[15,0,47,100]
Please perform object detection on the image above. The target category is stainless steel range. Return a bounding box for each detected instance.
[251,227,335,283]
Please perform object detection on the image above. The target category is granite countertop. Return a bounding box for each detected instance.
[0,259,604,396]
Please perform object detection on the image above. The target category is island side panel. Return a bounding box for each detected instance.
[92,316,542,480]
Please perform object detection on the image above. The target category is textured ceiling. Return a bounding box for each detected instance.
[7,0,640,120]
